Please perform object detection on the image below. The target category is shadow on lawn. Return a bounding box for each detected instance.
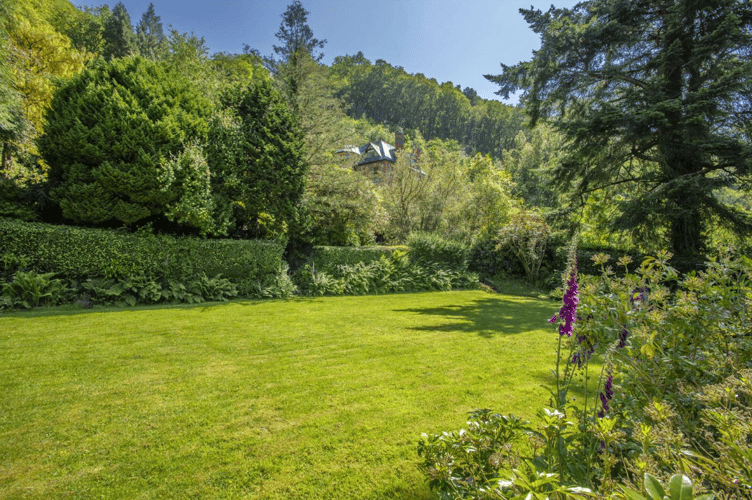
[396,296,555,338]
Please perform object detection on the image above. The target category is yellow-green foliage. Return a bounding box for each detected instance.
[7,0,89,136]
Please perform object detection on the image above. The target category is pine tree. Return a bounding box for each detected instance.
[263,0,326,112]
[487,0,752,262]
[270,0,325,65]
[135,3,167,61]
[102,2,137,60]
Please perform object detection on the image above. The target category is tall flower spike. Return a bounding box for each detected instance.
[553,263,578,337]
[597,369,615,418]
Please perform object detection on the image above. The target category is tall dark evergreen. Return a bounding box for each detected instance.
[135,2,167,60]
[487,0,752,261]
[270,0,325,64]
[264,0,326,114]
[208,79,308,240]
[102,2,137,60]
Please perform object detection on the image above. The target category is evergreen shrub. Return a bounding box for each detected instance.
[0,218,283,283]
[38,57,221,234]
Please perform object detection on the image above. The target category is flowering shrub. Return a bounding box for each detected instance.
[417,246,752,499]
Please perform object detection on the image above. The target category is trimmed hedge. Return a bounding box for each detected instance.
[0,218,283,283]
[309,245,408,273]
[407,232,470,271]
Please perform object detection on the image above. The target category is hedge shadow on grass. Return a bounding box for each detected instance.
[395,296,555,338]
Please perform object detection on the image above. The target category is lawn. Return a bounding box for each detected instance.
[0,290,558,499]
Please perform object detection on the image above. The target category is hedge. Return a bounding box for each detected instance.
[308,245,408,272]
[407,232,470,272]
[0,218,284,283]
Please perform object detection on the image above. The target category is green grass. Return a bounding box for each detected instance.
[0,290,559,499]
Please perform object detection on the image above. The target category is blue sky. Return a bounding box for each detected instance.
[101,0,579,103]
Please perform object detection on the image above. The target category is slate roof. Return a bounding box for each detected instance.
[335,140,397,165]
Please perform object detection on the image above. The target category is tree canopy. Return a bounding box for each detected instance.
[487,0,752,261]
[331,54,525,160]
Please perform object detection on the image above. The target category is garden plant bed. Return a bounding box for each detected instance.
[1,291,557,499]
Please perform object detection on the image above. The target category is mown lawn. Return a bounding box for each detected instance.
[0,290,558,499]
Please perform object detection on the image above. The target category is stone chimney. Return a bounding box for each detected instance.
[394,127,405,150]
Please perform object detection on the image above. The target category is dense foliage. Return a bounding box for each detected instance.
[419,249,752,499]
[308,245,407,272]
[208,78,308,239]
[376,138,517,244]
[294,250,478,297]
[487,0,752,262]
[0,219,479,309]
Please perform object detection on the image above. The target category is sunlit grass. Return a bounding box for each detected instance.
[0,290,559,499]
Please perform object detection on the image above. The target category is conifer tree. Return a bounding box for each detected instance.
[264,0,326,113]
[135,3,167,61]
[487,0,752,262]
[208,78,308,240]
[102,2,137,60]
[39,57,219,234]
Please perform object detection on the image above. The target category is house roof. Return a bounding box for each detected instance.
[334,140,397,165]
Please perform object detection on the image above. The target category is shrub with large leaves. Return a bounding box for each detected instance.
[39,56,222,234]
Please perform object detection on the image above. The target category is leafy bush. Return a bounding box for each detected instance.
[160,279,204,304]
[294,250,478,297]
[1,271,70,309]
[293,263,345,296]
[621,473,714,500]
[236,263,297,299]
[497,210,550,284]
[417,409,533,496]
[468,235,524,279]
[79,273,237,307]
[188,273,237,302]
[80,275,163,307]
[408,232,469,272]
